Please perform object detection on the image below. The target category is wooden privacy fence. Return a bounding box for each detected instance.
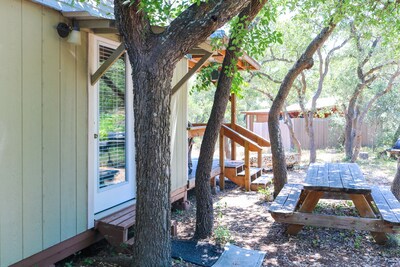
[251,118,378,150]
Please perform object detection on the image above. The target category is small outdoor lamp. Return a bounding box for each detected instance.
[56,21,81,45]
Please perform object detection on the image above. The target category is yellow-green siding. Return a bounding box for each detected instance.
[171,60,189,191]
[0,1,88,265]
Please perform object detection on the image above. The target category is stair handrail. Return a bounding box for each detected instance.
[232,124,271,148]
[219,124,263,191]
[220,125,262,152]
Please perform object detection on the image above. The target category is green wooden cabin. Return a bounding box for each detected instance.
[0,0,199,265]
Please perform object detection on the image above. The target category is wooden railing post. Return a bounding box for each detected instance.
[257,149,262,168]
[219,128,225,191]
[244,142,250,191]
[231,93,237,160]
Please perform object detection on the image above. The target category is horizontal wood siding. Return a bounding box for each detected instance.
[0,1,89,266]
[170,60,189,191]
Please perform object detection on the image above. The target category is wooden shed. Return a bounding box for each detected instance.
[0,0,211,265]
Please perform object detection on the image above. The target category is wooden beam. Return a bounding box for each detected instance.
[219,129,225,190]
[286,191,323,235]
[9,230,102,267]
[78,19,116,29]
[92,28,120,34]
[231,94,237,160]
[188,126,206,138]
[272,212,398,233]
[188,48,210,56]
[350,194,388,244]
[91,43,125,85]
[172,52,213,95]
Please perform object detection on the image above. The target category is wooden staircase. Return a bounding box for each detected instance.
[224,160,272,191]
[219,124,272,191]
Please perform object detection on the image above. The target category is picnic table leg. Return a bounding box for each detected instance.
[286,191,324,235]
[350,194,388,245]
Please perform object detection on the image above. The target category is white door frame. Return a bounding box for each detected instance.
[88,33,136,227]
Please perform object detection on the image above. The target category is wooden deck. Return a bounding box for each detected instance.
[188,158,221,189]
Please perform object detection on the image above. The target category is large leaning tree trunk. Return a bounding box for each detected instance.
[392,157,400,200]
[351,63,400,162]
[114,1,253,265]
[268,22,336,196]
[250,71,302,159]
[194,0,267,239]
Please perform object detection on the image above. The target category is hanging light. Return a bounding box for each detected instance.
[56,21,81,46]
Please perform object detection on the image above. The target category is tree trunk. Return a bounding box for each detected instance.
[194,0,267,239]
[131,60,174,266]
[393,124,400,145]
[351,64,400,162]
[269,22,336,196]
[344,110,355,159]
[283,110,302,161]
[308,115,317,163]
[392,157,400,200]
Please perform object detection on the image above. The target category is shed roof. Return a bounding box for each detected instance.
[31,0,114,19]
[242,97,337,115]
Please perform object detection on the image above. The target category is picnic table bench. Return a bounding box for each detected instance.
[269,163,400,244]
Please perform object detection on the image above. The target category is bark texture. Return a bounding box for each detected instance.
[392,157,400,200]
[268,23,336,196]
[296,37,347,164]
[194,0,267,239]
[114,0,253,265]
[344,24,387,160]
[350,63,400,162]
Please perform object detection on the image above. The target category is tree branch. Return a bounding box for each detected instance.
[160,0,251,63]
[114,0,153,54]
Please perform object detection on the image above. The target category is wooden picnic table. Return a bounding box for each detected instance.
[269,163,400,244]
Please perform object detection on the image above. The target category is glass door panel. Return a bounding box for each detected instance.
[98,45,126,189]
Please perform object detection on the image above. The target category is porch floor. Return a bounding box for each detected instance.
[188,158,221,189]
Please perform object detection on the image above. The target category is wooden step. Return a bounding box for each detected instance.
[96,204,177,248]
[237,167,262,179]
[225,160,244,173]
[250,174,273,191]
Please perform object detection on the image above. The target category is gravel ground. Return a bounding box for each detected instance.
[58,151,400,266]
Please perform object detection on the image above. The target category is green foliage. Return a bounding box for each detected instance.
[214,202,232,245]
[82,258,94,266]
[192,2,282,97]
[99,113,125,140]
[258,186,274,201]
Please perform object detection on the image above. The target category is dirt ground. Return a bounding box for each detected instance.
[58,150,400,266]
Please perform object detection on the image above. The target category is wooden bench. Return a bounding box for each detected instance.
[371,186,400,226]
[268,184,303,214]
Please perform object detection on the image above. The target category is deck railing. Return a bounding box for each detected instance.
[187,122,271,191]
[219,124,265,190]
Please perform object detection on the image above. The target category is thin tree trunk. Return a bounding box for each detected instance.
[392,157,400,200]
[351,64,400,162]
[309,115,317,163]
[393,123,400,145]
[194,0,267,239]
[283,110,302,161]
[269,22,336,196]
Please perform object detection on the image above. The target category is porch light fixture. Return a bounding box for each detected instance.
[56,22,81,45]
